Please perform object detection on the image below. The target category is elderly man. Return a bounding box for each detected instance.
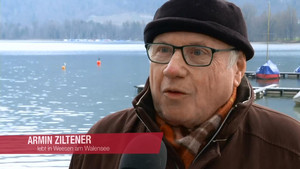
[70,0,300,168]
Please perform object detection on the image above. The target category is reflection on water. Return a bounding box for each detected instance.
[255,78,280,87]
[254,96,300,121]
[0,42,300,168]
[294,105,300,119]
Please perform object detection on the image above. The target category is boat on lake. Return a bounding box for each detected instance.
[255,2,280,80]
[293,91,300,104]
[256,60,280,79]
[294,66,300,73]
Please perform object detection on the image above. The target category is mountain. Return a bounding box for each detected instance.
[1,0,299,25]
[0,0,165,25]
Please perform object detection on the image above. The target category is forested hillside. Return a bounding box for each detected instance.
[1,0,299,41]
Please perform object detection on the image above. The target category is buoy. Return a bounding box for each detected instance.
[62,63,66,70]
[97,58,101,67]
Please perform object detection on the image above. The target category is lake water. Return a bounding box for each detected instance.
[0,41,300,168]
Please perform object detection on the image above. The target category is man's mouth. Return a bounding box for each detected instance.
[163,88,187,98]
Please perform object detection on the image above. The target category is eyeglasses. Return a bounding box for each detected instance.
[145,43,237,67]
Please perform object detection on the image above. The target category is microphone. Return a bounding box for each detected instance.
[119,135,167,169]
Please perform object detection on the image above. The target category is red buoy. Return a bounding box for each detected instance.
[97,59,101,67]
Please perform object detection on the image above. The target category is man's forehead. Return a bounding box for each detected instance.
[153,31,231,48]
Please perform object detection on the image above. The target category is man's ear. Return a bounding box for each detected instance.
[233,52,246,87]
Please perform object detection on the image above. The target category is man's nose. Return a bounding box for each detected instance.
[163,50,188,78]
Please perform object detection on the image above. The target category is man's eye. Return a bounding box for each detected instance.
[159,47,171,53]
[192,49,202,56]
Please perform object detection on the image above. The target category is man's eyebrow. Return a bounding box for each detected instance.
[186,41,208,46]
[152,40,168,44]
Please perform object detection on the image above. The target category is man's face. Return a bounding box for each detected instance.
[149,32,245,128]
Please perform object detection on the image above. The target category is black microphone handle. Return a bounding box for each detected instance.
[119,138,167,169]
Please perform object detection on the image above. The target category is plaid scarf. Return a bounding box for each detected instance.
[156,87,237,168]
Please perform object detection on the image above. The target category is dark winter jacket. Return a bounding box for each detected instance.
[69,77,300,169]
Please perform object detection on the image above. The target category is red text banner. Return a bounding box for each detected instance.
[0,133,163,154]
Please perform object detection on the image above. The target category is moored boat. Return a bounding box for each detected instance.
[293,91,300,104]
[256,60,280,79]
[294,66,300,73]
[255,3,280,80]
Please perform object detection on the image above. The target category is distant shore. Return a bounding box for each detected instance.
[1,38,300,44]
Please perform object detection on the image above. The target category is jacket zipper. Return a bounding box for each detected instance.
[191,105,236,165]
[191,83,253,166]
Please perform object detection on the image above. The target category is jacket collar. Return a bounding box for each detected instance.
[132,78,161,132]
[215,76,254,140]
[133,78,154,115]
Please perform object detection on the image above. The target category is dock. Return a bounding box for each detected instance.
[245,71,300,79]
[135,84,300,100]
[253,84,278,95]
[253,85,300,99]
[135,84,145,94]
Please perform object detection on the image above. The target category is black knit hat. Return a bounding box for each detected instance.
[144,0,254,60]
